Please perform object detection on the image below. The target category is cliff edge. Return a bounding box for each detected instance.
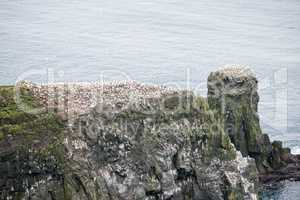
[207,65,300,183]
[1,65,297,200]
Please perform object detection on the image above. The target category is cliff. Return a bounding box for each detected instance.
[0,66,296,200]
[207,65,300,182]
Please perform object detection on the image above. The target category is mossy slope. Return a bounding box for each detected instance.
[0,86,66,199]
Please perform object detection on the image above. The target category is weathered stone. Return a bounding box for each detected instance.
[65,92,258,199]
[207,66,261,157]
[0,80,260,199]
[207,65,300,182]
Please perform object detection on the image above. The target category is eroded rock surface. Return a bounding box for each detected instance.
[0,83,258,200]
[207,66,261,157]
[63,92,258,200]
[0,86,65,200]
[207,65,299,182]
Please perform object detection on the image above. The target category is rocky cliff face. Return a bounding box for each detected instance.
[0,86,65,200]
[207,66,295,176]
[63,93,258,200]
[207,66,261,157]
[0,68,270,200]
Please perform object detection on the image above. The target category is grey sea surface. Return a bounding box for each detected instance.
[1,0,300,198]
[261,181,300,200]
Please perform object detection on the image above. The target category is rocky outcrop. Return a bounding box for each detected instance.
[207,66,261,157]
[207,65,299,182]
[259,153,300,183]
[62,93,258,200]
[3,64,299,199]
[0,83,259,199]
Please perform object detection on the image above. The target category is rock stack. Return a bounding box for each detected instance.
[207,65,261,157]
[207,65,299,182]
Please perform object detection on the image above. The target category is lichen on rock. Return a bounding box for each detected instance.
[0,78,260,200]
[61,88,258,200]
[207,65,296,179]
[0,85,67,200]
[208,66,261,156]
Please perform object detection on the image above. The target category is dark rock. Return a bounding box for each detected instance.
[0,79,260,199]
[63,95,258,199]
[259,154,300,183]
[207,67,262,158]
[207,66,299,184]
